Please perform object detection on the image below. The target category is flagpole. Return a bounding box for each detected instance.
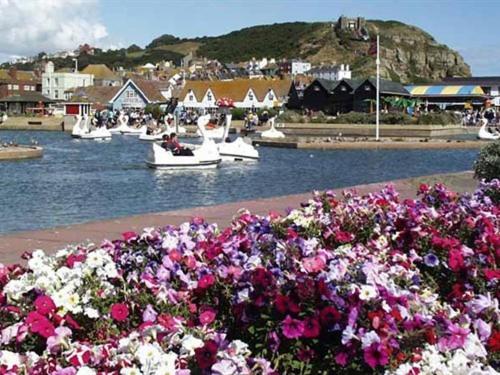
[376,34,380,141]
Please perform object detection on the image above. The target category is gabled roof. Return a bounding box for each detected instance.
[357,78,410,96]
[312,78,341,93]
[70,85,120,104]
[109,79,166,104]
[81,64,119,81]
[178,79,292,102]
[0,69,39,82]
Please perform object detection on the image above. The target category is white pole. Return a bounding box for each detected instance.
[376,34,380,141]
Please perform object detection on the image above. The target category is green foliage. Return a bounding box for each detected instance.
[416,112,460,125]
[144,104,162,120]
[230,108,245,120]
[196,22,324,62]
[331,111,414,125]
[474,140,500,182]
[126,44,142,53]
[146,34,181,49]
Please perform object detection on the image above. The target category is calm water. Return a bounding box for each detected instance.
[0,131,478,234]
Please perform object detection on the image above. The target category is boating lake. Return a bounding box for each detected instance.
[0,131,479,234]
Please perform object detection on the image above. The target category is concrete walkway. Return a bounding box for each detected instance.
[0,171,476,264]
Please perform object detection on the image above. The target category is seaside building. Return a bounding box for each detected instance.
[279,60,312,76]
[0,68,41,99]
[307,64,352,81]
[81,64,121,87]
[299,77,409,114]
[176,78,292,109]
[442,76,500,105]
[405,83,488,109]
[67,79,167,112]
[42,62,94,100]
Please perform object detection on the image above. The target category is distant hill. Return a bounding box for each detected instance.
[2,20,470,83]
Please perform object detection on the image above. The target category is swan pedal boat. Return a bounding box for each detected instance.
[478,120,500,140]
[216,114,259,161]
[71,115,112,140]
[260,117,285,139]
[145,115,221,170]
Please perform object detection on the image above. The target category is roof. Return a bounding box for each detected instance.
[178,78,292,102]
[312,78,341,92]
[442,76,500,86]
[109,79,166,104]
[70,85,120,104]
[0,92,53,103]
[405,85,485,96]
[360,78,410,95]
[0,69,39,82]
[81,64,119,81]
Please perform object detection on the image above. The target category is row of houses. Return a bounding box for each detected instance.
[291,77,492,114]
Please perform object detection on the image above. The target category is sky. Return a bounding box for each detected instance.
[1,0,500,75]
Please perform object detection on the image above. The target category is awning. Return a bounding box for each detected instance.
[405,85,485,96]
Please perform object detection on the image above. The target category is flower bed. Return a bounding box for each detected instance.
[0,181,499,374]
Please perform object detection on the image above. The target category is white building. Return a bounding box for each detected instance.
[177,79,291,110]
[290,60,312,75]
[308,64,352,81]
[42,61,94,100]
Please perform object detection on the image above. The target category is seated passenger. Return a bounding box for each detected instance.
[160,135,170,150]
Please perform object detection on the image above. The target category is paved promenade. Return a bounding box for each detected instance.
[0,171,476,264]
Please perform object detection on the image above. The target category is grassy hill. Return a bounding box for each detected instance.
[2,20,470,83]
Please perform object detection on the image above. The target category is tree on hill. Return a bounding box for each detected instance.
[146,34,180,49]
[127,44,142,52]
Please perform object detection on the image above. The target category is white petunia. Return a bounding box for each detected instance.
[180,335,204,356]
[358,285,378,301]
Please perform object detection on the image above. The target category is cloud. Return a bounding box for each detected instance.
[0,0,108,59]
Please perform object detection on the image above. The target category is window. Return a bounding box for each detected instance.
[23,85,29,91]
[55,78,59,86]
[340,85,347,92]
[126,90,137,98]
[12,84,19,90]
[55,90,59,99]
[268,90,274,100]
[313,85,320,92]
[189,95,194,101]
[7,84,12,90]
[248,91,254,101]
[364,85,371,91]
[207,92,212,101]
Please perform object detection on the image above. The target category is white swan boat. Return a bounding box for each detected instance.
[217,115,259,161]
[196,116,225,139]
[478,119,500,140]
[109,113,130,134]
[261,117,285,139]
[72,115,112,140]
[145,115,221,170]
[139,115,186,141]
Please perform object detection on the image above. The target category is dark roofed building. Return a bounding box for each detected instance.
[0,91,54,115]
[353,78,409,112]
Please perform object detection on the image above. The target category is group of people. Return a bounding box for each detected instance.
[160,133,193,156]
[462,108,500,127]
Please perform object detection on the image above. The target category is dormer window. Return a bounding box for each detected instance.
[207,92,212,101]
[248,92,254,101]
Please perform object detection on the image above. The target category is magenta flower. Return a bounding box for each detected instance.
[281,315,304,339]
[363,343,389,369]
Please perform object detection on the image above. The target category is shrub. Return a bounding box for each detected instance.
[144,104,162,120]
[230,107,245,120]
[474,140,500,182]
[331,111,414,125]
[417,112,460,125]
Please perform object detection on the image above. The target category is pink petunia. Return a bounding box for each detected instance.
[34,295,56,316]
[281,315,304,339]
[363,343,389,369]
[199,308,216,325]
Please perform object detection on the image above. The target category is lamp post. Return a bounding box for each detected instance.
[375,34,380,141]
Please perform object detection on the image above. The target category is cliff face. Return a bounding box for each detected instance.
[304,20,471,83]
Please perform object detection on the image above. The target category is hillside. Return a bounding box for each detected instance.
[2,20,470,83]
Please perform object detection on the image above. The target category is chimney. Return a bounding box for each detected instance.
[8,67,17,80]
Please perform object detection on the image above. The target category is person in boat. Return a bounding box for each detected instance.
[169,133,193,156]
[160,134,171,150]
